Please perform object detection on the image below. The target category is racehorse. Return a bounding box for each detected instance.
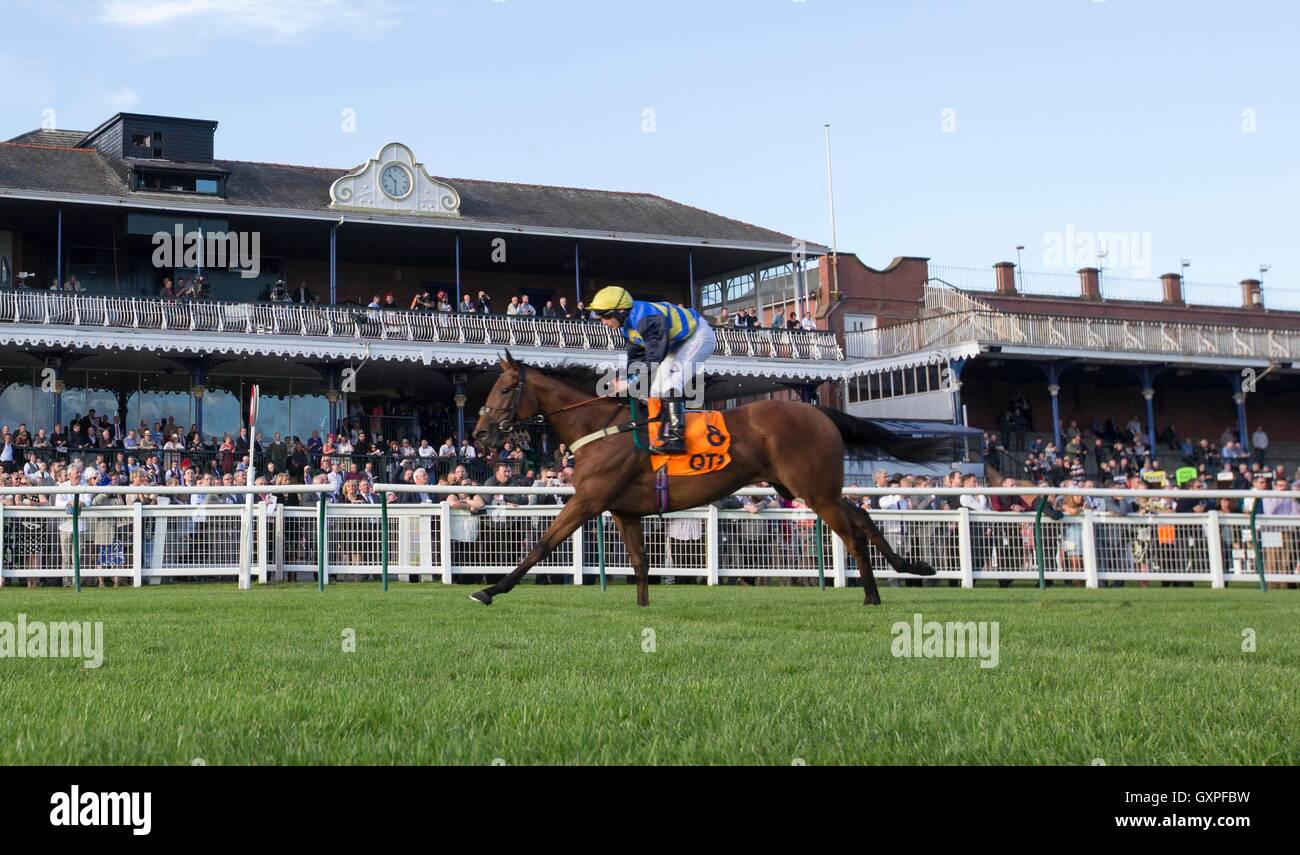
[469,352,944,607]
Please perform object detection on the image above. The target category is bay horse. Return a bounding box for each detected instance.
[469,352,943,607]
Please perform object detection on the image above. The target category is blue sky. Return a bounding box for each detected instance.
[2,0,1297,289]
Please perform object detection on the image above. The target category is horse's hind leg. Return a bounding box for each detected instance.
[611,512,651,607]
[844,500,937,578]
[810,499,883,605]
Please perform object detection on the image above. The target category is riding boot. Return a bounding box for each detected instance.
[657,397,687,454]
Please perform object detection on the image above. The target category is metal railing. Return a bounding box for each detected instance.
[5,484,1296,589]
[851,286,1300,362]
[0,291,843,361]
[931,262,1300,310]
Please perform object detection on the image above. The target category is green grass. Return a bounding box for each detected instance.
[1,582,1296,764]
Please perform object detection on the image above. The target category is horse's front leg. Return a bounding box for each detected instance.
[470,501,597,605]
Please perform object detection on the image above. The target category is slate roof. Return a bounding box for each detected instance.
[0,129,812,250]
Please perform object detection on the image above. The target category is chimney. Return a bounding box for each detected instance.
[1160,273,1184,306]
[1241,278,1263,310]
[993,261,1017,295]
[1078,267,1100,301]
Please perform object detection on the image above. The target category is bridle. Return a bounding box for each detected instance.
[479,362,622,436]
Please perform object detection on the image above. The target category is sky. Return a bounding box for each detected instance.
[1,0,1297,290]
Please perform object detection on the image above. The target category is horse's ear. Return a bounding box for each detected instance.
[503,349,519,369]
[498,351,512,371]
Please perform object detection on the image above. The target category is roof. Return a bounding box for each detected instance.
[5,129,89,148]
[0,132,815,251]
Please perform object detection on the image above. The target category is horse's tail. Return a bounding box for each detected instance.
[815,407,950,464]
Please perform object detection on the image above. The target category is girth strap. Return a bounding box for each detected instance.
[570,415,661,453]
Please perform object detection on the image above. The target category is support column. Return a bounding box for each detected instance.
[56,208,63,288]
[48,357,65,427]
[688,247,696,311]
[947,358,966,425]
[191,360,207,437]
[329,224,337,305]
[1138,368,1158,456]
[454,381,467,449]
[1234,391,1249,452]
[573,241,582,306]
[454,233,462,308]
[1035,361,1065,450]
[1224,371,1251,452]
[326,365,341,432]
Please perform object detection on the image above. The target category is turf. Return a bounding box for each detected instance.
[0,582,1296,765]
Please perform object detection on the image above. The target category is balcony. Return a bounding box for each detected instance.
[845,284,1296,365]
[0,291,844,364]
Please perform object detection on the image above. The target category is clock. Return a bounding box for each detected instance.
[380,163,412,200]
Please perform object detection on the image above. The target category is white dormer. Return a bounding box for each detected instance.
[329,142,460,217]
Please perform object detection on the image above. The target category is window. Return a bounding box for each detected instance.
[133,170,224,196]
[131,134,151,147]
[195,179,219,195]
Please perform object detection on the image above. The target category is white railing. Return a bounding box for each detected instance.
[0,291,843,361]
[4,484,1295,589]
[852,288,1300,362]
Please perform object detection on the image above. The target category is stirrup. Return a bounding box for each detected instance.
[656,399,687,454]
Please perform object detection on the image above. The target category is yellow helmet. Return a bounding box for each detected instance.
[588,285,634,314]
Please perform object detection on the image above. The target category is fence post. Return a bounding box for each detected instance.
[317,493,327,591]
[397,514,411,583]
[958,508,974,588]
[72,496,81,592]
[597,512,607,592]
[257,502,269,585]
[1206,511,1225,589]
[439,503,453,584]
[832,529,847,588]
[1248,501,1267,592]
[1033,497,1048,589]
[1081,511,1099,589]
[380,491,389,592]
[571,519,584,586]
[814,516,825,591]
[0,504,6,588]
[131,502,144,588]
[275,503,285,582]
[706,505,720,586]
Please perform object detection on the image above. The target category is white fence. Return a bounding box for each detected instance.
[3,484,1297,589]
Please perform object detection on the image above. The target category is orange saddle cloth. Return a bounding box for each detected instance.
[644,399,733,476]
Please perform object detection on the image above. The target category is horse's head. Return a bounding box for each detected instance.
[473,351,541,450]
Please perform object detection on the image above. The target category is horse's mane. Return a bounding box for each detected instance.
[516,360,606,396]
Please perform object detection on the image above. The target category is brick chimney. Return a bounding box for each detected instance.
[993,261,1017,295]
[1160,273,1184,306]
[1078,267,1100,301]
[1241,278,1263,310]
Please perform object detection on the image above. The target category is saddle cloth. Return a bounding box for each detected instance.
[643,399,733,477]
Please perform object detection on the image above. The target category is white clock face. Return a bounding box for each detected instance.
[380,163,412,200]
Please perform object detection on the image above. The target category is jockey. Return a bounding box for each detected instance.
[588,285,716,454]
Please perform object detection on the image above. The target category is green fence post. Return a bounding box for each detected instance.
[815,517,826,591]
[317,493,327,592]
[1034,497,1047,589]
[380,490,389,593]
[597,513,607,592]
[71,496,81,593]
[1249,500,1267,593]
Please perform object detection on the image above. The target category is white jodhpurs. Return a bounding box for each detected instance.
[650,323,716,400]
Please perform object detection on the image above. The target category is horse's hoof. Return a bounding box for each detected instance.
[865,594,882,606]
[469,590,493,606]
[908,561,937,577]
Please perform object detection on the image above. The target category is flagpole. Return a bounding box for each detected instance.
[824,123,841,303]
